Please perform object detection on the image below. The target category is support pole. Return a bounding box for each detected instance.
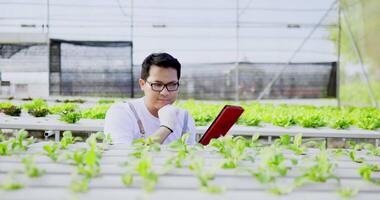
[54,130,60,142]
[234,0,240,101]
[337,0,342,107]
[130,0,134,98]
[341,7,379,108]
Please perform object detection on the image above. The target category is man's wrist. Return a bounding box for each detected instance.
[160,125,173,133]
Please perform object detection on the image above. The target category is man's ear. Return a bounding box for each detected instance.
[139,79,145,91]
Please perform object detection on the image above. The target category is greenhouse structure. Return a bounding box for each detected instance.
[1,0,380,199]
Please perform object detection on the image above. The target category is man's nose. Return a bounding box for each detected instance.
[160,86,170,95]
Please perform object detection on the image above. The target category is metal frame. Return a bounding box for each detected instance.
[257,0,338,100]
[340,2,379,108]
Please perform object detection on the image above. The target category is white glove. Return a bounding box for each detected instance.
[158,104,179,133]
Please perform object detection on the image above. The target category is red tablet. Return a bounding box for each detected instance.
[199,105,244,145]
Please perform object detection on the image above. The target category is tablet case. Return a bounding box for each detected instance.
[198,105,244,145]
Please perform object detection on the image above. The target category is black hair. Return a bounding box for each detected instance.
[141,53,181,80]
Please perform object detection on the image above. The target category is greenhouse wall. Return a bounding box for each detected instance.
[48,39,133,97]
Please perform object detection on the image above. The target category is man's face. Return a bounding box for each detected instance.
[139,65,179,112]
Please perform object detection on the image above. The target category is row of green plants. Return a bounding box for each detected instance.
[0,99,111,124]
[0,130,39,190]
[113,133,380,197]
[1,99,380,130]
[1,130,379,198]
[5,96,87,103]
[0,130,111,192]
[179,100,380,130]
[5,96,117,104]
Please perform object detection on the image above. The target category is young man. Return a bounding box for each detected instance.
[104,53,196,145]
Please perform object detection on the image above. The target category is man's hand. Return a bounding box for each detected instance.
[158,104,179,133]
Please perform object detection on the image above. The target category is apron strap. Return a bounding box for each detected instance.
[181,110,188,136]
[128,102,145,136]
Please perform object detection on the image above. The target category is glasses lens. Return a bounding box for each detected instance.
[151,83,164,91]
[167,83,179,91]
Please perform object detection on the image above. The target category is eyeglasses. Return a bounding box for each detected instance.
[146,81,179,92]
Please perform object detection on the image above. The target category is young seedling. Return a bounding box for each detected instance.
[363,143,380,157]
[356,113,380,130]
[121,172,134,186]
[220,140,249,169]
[3,105,22,117]
[26,136,37,146]
[0,132,29,156]
[164,133,194,169]
[272,113,296,127]
[0,141,10,156]
[93,132,113,145]
[168,132,191,152]
[1,182,24,190]
[21,155,45,178]
[70,177,90,193]
[346,141,365,151]
[23,98,49,117]
[268,185,294,196]
[238,112,261,126]
[358,163,380,185]
[66,148,87,166]
[60,98,86,104]
[250,169,276,184]
[102,133,113,145]
[294,150,339,187]
[337,187,358,199]
[60,111,82,124]
[288,134,307,155]
[81,104,110,119]
[43,143,59,161]
[9,130,32,153]
[134,154,158,192]
[70,134,105,193]
[188,157,223,193]
[248,146,290,184]
[0,172,24,190]
[60,131,82,149]
[348,150,365,163]
[296,113,326,128]
[331,149,347,159]
[77,144,101,179]
[274,134,291,146]
[331,117,352,129]
[80,133,105,175]
[208,136,252,169]
[130,137,160,158]
[98,99,115,104]
[0,101,13,111]
[49,103,78,114]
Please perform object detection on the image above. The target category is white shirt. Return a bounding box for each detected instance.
[104,97,196,145]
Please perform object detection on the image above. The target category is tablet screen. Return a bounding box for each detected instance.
[198,105,244,145]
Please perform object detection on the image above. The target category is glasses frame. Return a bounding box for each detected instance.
[146,80,180,92]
